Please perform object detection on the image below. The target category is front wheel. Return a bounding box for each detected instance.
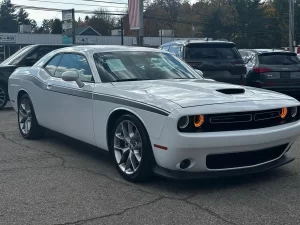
[110,114,155,182]
[18,94,45,139]
[0,84,8,109]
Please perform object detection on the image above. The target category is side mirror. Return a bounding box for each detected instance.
[195,69,203,76]
[62,71,85,88]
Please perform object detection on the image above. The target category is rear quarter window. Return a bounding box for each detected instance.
[258,54,300,65]
[185,44,240,60]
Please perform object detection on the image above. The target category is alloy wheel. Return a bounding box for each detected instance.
[19,98,32,135]
[114,120,142,175]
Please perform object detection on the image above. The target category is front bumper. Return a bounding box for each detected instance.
[150,101,300,178]
[153,155,294,180]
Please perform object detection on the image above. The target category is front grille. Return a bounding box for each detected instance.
[206,144,288,170]
[199,107,300,132]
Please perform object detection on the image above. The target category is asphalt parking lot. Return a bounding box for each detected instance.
[1,106,300,225]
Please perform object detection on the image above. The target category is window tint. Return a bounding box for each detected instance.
[22,46,65,65]
[185,44,239,60]
[169,45,181,57]
[55,54,94,82]
[162,46,169,51]
[44,54,62,76]
[258,54,300,65]
[93,51,201,83]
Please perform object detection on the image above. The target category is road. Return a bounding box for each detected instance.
[1,106,300,225]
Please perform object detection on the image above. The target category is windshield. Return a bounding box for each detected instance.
[185,44,240,60]
[0,45,34,65]
[93,51,202,82]
[258,54,300,65]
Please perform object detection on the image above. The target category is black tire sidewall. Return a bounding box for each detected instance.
[109,114,155,182]
[0,83,8,109]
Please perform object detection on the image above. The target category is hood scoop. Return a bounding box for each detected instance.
[216,88,245,95]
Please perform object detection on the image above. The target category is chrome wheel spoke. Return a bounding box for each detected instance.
[129,151,138,171]
[133,150,141,162]
[119,148,130,164]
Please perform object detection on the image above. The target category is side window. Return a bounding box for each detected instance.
[162,46,169,51]
[169,45,181,57]
[22,46,62,66]
[44,54,62,76]
[55,54,94,82]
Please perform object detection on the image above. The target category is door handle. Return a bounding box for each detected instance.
[47,83,53,89]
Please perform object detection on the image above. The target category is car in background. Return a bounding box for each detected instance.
[8,45,300,182]
[239,49,300,97]
[0,44,69,109]
[159,39,246,85]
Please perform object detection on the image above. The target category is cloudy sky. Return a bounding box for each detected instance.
[12,0,196,25]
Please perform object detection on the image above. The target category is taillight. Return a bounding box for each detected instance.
[253,67,272,73]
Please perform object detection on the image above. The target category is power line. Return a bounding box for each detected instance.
[82,0,127,5]
[13,4,126,15]
[28,0,128,8]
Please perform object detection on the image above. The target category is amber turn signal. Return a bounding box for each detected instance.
[194,115,204,127]
[280,108,288,119]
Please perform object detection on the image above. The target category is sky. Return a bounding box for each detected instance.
[12,0,197,26]
[13,0,128,25]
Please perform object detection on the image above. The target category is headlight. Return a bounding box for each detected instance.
[194,115,204,128]
[280,108,288,119]
[178,116,189,129]
[291,107,298,118]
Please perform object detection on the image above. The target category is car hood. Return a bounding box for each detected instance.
[112,79,294,108]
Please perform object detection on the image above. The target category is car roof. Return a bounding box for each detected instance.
[239,49,287,54]
[54,45,164,54]
[160,39,234,46]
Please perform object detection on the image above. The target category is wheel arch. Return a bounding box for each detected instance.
[17,89,29,106]
[106,107,149,150]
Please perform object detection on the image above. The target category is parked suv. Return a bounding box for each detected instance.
[0,44,69,109]
[239,49,300,96]
[159,39,246,84]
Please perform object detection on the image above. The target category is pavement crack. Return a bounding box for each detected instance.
[0,131,65,165]
[183,199,238,225]
[52,197,163,225]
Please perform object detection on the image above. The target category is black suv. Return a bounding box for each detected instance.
[159,39,246,85]
[239,49,300,96]
[0,44,69,109]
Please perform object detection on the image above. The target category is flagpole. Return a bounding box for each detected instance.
[138,0,144,46]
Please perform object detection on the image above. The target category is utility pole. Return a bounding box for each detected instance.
[120,17,124,45]
[138,0,144,46]
[289,0,295,52]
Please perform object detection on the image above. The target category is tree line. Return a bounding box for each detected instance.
[0,0,298,49]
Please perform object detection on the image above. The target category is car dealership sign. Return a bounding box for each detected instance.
[0,35,16,43]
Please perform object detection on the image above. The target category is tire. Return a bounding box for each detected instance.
[109,114,155,182]
[0,83,8,109]
[18,94,45,139]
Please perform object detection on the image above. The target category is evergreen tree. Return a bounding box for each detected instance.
[0,0,18,33]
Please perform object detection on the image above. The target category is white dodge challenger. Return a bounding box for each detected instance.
[8,45,300,182]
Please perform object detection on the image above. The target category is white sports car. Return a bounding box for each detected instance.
[8,45,300,182]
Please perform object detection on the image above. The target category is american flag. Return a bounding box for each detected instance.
[128,0,140,30]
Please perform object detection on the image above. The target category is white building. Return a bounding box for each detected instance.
[0,33,187,61]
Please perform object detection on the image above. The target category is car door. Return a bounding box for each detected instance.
[43,53,96,145]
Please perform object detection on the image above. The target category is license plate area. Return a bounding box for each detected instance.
[280,72,290,78]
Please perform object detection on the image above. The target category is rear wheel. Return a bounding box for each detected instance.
[110,114,155,182]
[0,84,8,109]
[18,94,45,139]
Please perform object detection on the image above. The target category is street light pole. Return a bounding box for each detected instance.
[289,0,295,52]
